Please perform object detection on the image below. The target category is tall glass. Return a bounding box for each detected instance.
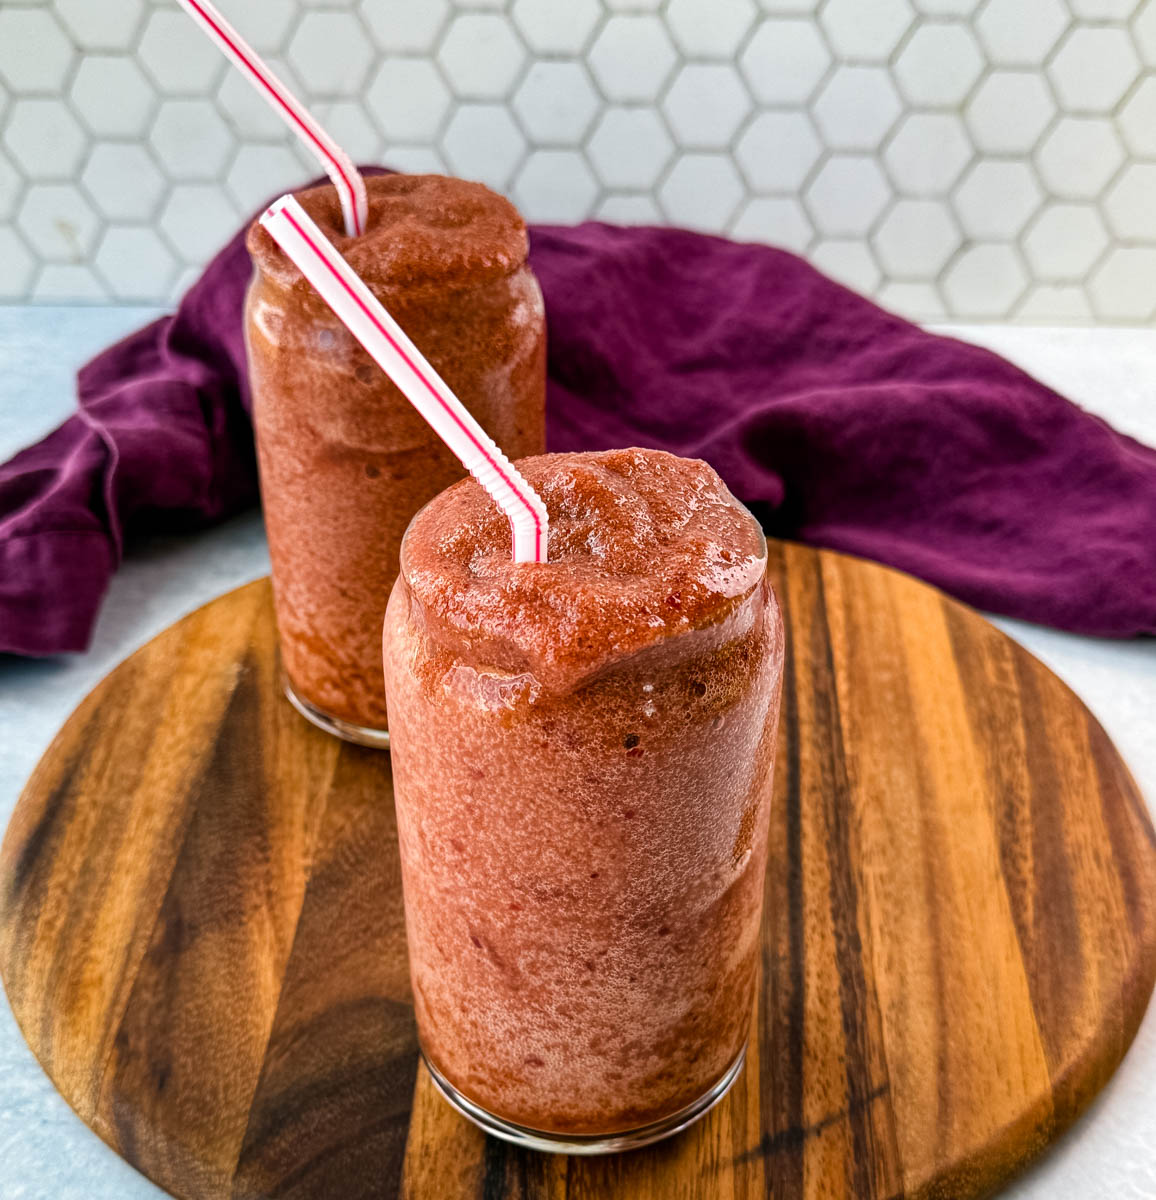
[383,449,785,1153]
[245,174,546,745]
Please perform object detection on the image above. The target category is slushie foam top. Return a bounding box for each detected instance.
[401,448,768,691]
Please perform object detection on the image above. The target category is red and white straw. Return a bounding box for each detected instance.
[176,0,367,237]
[260,194,549,564]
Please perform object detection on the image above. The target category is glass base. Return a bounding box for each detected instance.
[282,672,390,749]
[423,1044,746,1156]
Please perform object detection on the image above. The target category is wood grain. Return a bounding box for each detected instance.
[2,543,1154,1200]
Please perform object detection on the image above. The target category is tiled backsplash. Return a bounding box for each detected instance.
[2,0,1156,322]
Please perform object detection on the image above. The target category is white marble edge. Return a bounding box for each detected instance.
[0,307,1153,1200]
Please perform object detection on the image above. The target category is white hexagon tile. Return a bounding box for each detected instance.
[0,0,1153,322]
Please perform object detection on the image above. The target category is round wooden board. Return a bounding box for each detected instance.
[2,543,1155,1200]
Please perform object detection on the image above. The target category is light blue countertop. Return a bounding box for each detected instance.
[1,308,1154,1200]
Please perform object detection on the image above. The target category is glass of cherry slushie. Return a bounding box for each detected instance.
[384,448,785,1152]
[245,174,546,745]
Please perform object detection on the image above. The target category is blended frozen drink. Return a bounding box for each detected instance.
[246,174,546,743]
[384,448,785,1149]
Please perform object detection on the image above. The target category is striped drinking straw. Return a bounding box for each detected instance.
[176,0,368,237]
[260,194,549,564]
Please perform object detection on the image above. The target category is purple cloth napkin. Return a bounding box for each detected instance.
[2,195,1155,655]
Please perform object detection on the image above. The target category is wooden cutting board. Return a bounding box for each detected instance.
[2,543,1155,1200]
